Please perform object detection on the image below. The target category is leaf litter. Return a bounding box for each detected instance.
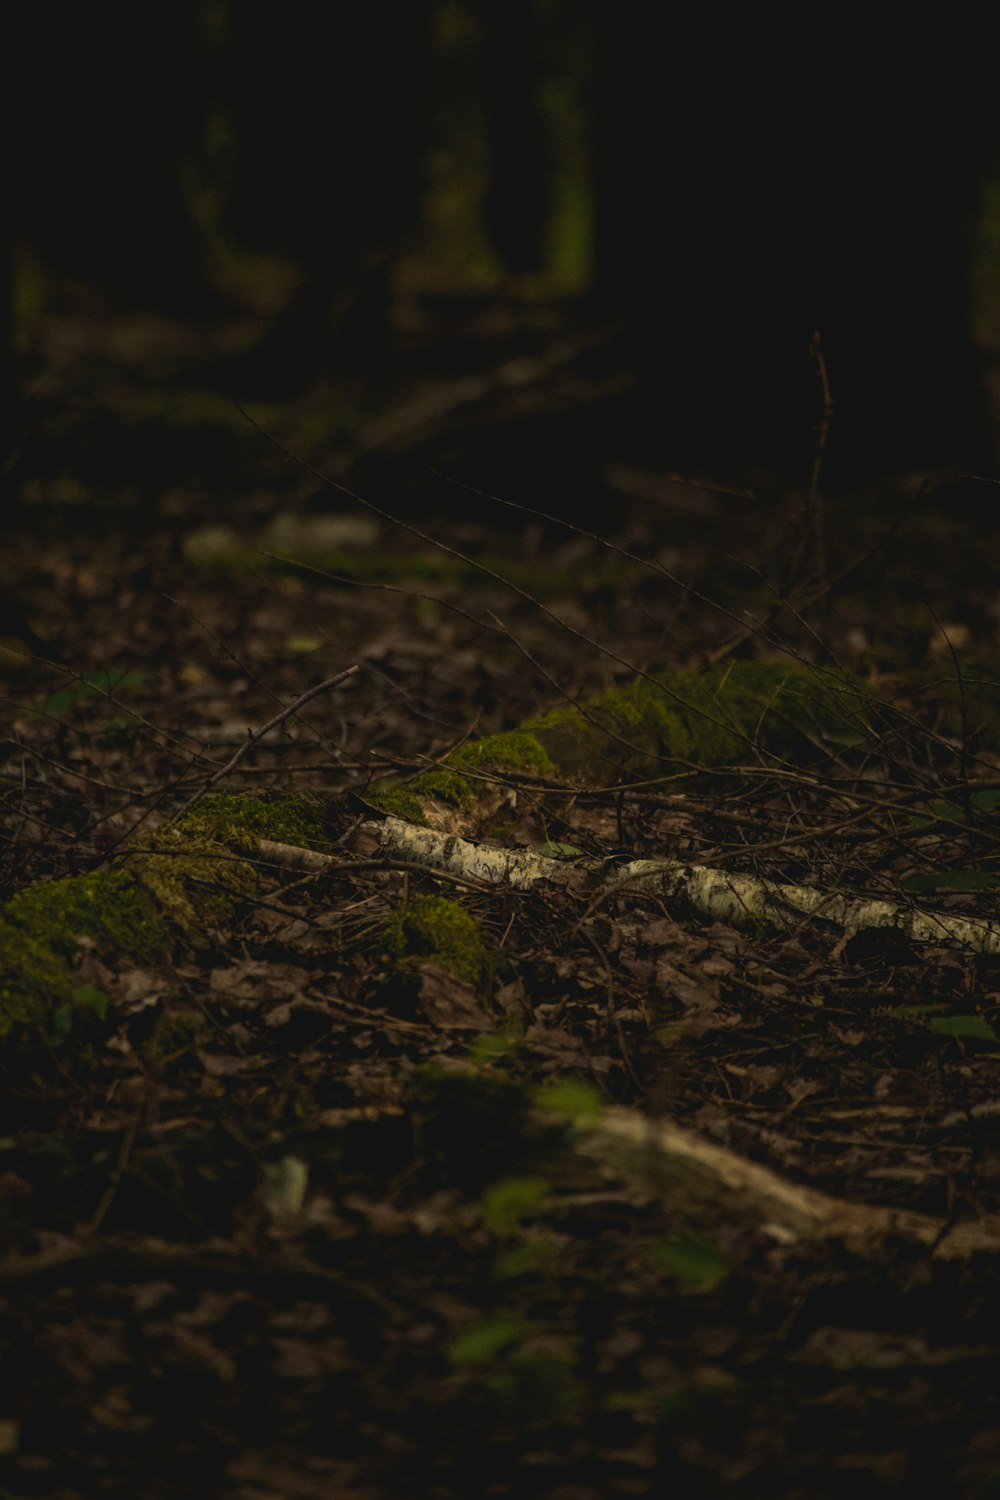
[6,327,1000,1497]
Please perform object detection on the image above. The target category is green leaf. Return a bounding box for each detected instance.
[645,1236,730,1288]
[533,840,584,860]
[967,790,1000,811]
[41,669,146,720]
[929,1015,999,1042]
[71,984,108,1020]
[493,1240,553,1279]
[490,1351,578,1418]
[651,1019,693,1047]
[467,1028,521,1062]
[533,1078,605,1119]
[888,1003,946,1018]
[449,1317,529,1366]
[49,1003,74,1046]
[261,1155,309,1217]
[480,1176,550,1235]
[910,790,1000,828]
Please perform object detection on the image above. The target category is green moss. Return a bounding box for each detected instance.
[383,896,493,990]
[175,791,331,852]
[141,1007,211,1067]
[0,869,170,1039]
[0,792,337,1043]
[134,792,333,936]
[525,660,864,781]
[410,768,480,808]
[4,868,167,966]
[372,662,866,823]
[366,785,430,824]
[134,825,259,936]
[448,730,556,777]
[916,669,1000,748]
[185,518,634,597]
[371,729,556,818]
[0,918,86,1035]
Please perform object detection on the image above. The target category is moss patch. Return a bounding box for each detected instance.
[526,660,864,781]
[448,731,556,778]
[366,784,430,825]
[0,868,169,1039]
[383,896,494,990]
[0,792,334,1043]
[370,661,867,821]
[174,790,332,852]
[367,729,556,819]
[132,825,259,937]
[184,520,631,597]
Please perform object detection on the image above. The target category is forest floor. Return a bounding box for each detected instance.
[3,279,1000,1497]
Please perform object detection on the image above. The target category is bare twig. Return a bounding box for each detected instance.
[172,665,359,821]
[803,328,833,582]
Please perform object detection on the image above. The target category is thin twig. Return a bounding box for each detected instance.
[804,328,833,581]
[172,665,359,821]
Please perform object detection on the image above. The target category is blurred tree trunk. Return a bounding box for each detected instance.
[0,79,15,478]
[481,0,548,275]
[225,1,431,384]
[594,13,998,480]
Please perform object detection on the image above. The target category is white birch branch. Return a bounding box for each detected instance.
[347,817,1000,955]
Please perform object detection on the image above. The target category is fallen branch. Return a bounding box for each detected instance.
[572,1105,1000,1258]
[345,816,1000,955]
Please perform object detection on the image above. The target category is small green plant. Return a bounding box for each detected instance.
[533,1077,605,1119]
[888,1004,1000,1045]
[644,1235,730,1289]
[448,1318,579,1421]
[480,1175,551,1235]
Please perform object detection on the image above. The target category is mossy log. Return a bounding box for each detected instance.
[366,659,869,831]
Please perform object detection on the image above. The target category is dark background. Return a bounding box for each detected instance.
[3,2,1000,518]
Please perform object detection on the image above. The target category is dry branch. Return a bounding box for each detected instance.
[572,1106,1000,1258]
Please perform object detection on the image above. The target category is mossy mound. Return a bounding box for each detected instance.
[382,896,494,991]
[368,727,558,824]
[368,660,867,823]
[137,791,332,937]
[414,732,557,812]
[912,668,1000,749]
[0,791,333,1043]
[0,868,168,1038]
[173,790,331,856]
[526,660,863,780]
